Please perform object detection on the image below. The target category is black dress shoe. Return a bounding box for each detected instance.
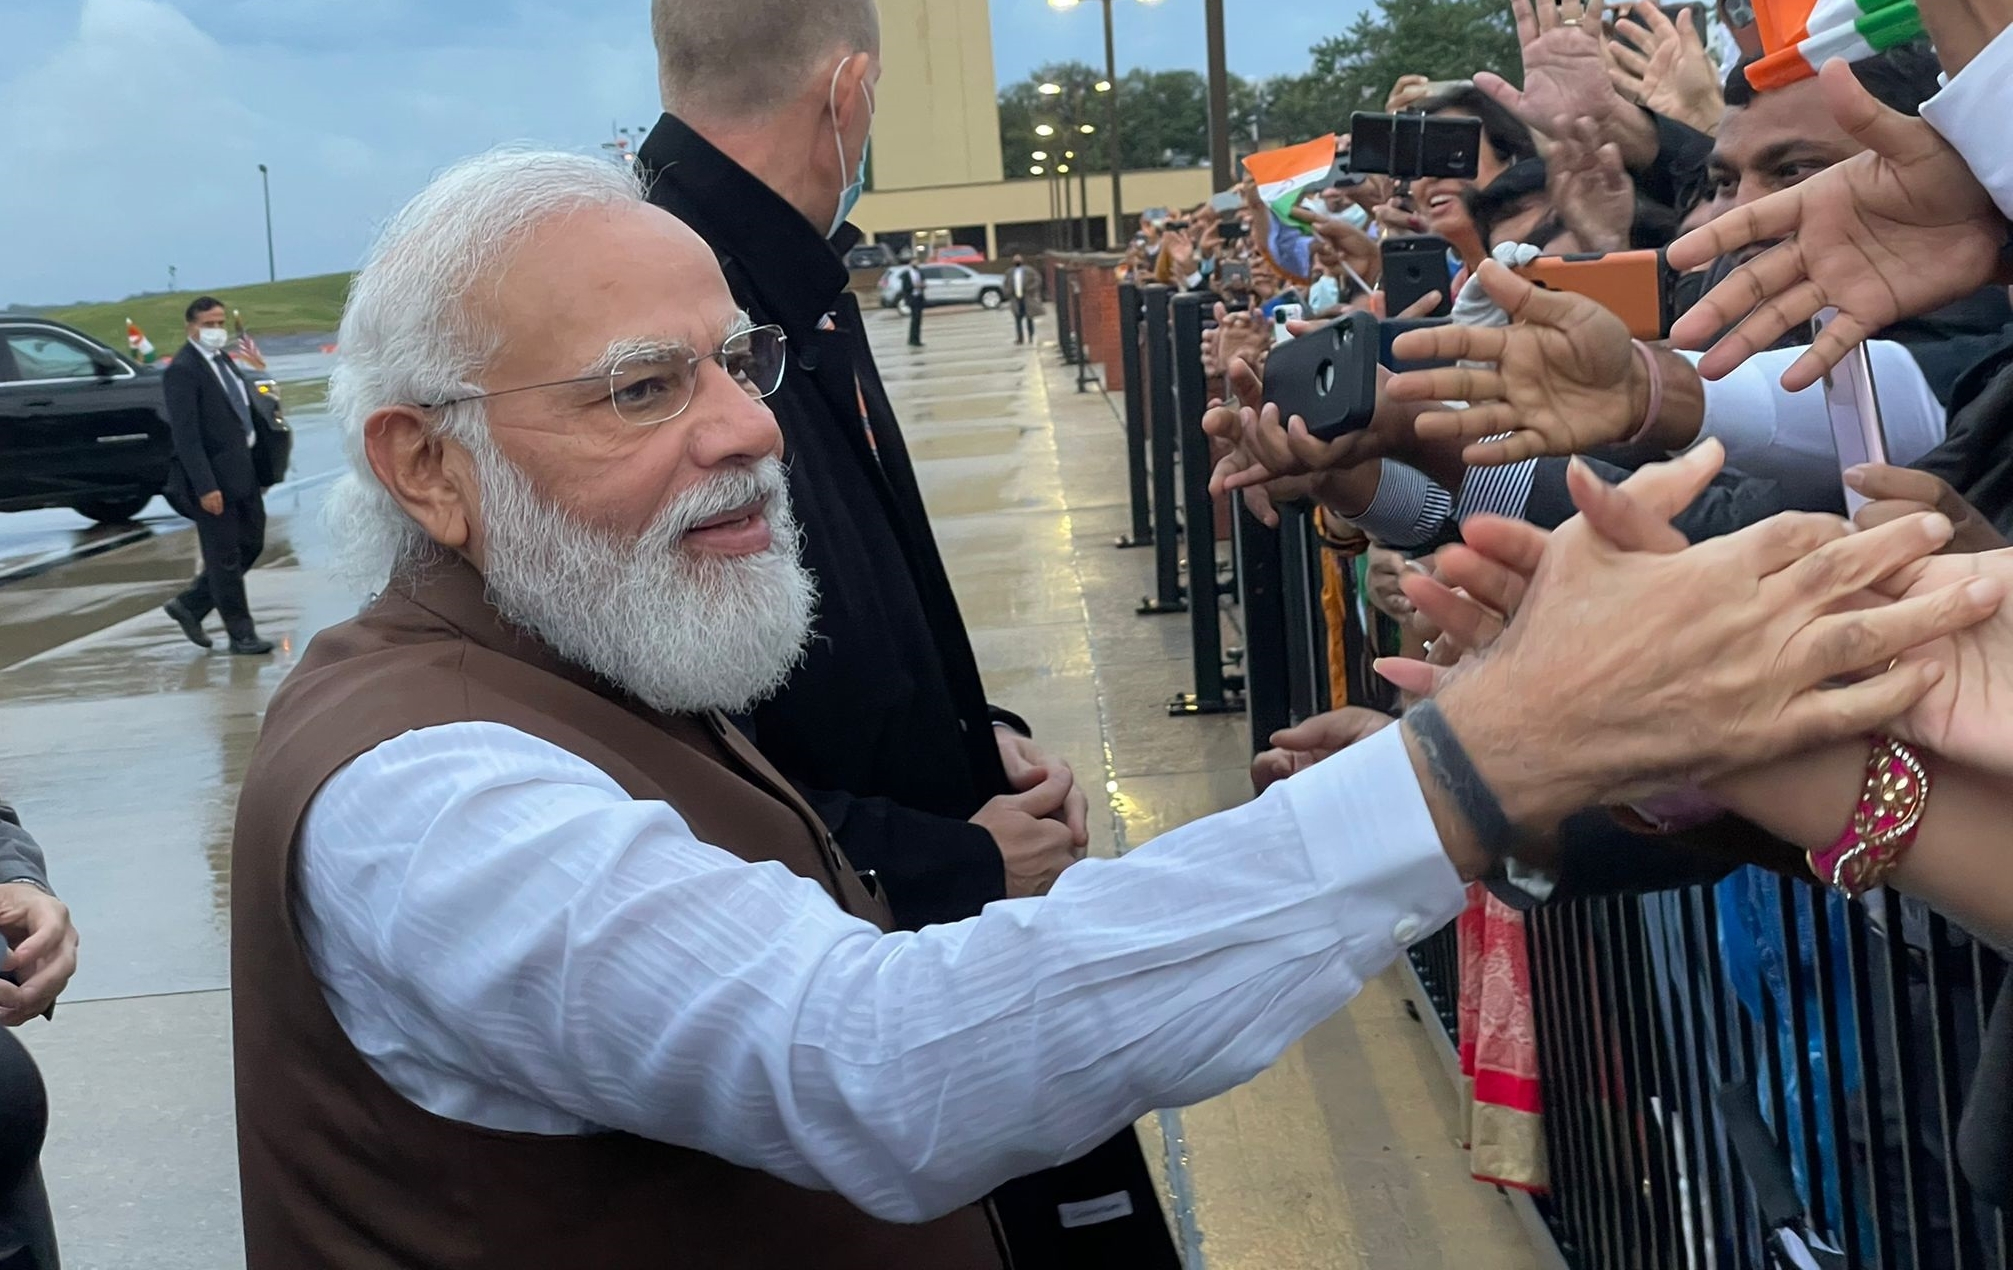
[163,599,214,649]
[228,635,275,656]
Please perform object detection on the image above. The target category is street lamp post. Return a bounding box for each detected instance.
[257,163,276,283]
[1047,0,1147,248]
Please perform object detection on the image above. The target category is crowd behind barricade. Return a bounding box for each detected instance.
[1091,0,2013,1262]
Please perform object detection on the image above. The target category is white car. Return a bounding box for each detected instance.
[877,263,1007,314]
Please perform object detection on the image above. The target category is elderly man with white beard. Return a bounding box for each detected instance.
[224,148,2005,1270]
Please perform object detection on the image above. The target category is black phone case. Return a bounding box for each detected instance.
[1262,312,1380,442]
[1381,236,1455,319]
[1348,113,1483,180]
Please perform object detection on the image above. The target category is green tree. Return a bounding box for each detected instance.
[996,0,1522,178]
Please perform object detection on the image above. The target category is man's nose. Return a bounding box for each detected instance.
[689,366,786,468]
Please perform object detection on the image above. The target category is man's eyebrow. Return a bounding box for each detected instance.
[1752,140,1835,170]
[577,337,685,380]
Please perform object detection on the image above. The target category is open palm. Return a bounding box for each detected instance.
[1883,549,2013,777]
[1478,0,1629,144]
[1669,59,2007,390]
[1384,261,1639,466]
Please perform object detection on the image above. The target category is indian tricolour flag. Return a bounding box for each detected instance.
[1242,134,1337,232]
[125,318,157,364]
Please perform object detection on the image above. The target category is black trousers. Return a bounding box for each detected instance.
[168,490,266,639]
[0,1030,56,1269]
[907,301,925,346]
[1013,298,1035,344]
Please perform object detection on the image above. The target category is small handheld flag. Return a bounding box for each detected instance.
[1744,0,1922,92]
[1242,135,1339,232]
[125,318,157,365]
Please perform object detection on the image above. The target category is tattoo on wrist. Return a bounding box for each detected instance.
[1404,700,1519,870]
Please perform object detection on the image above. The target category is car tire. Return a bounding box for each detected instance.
[73,496,151,525]
[978,289,1004,310]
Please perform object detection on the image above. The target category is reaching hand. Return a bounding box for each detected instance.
[200,490,225,517]
[1387,73,1435,114]
[1479,0,1638,148]
[1872,547,2013,777]
[1849,464,2009,554]
[1165,228,1198,274]
[0,882,78,1027]
[1250,708,1398,793]
[1607,1,1723,136]
[1547,119,1637,252]
[1385,260,1646,465]
[1667,59,2009,390]
[1206,352,1429,494]
[1301,207,1380,287]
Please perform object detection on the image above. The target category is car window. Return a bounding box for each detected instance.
[6,331,100,381]
[923,266,961,281]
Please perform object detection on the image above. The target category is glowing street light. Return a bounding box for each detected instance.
[1031,164,1046,175]
[1032,150,1049,160]
[1038,82,1064,95]
[1095,80,1112,92]
[1078,123,1097,134]
[1057,163,1071,173]
[1035,123,1056,137]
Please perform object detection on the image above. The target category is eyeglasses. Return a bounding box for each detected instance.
[422,325,788,427]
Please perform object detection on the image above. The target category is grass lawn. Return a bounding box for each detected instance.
[44,272,353,356]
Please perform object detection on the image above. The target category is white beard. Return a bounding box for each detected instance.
[473,447,816,715]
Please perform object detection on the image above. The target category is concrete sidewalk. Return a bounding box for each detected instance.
[4,302,1538,1268]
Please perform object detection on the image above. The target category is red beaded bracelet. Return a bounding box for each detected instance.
[1808,736,1931,897]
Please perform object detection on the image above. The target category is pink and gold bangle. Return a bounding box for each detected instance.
[1627,339,1665,445]
[1808,736,1931,897]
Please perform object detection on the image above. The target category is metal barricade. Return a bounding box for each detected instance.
[1136,285,1184,615]
[1166,291,1240,717]
[1115,281,1152,550]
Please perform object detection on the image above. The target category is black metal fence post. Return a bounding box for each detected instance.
[1115,282,1152,549]
[1137,285,1184,615]
[1231,504,1289,751]
[1052,261,1076,366]
[1275,505,1329,722]
[1167,291,1240,717]
[1069,275,1091,393]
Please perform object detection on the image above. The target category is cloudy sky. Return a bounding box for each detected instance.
[0,0,1360,307]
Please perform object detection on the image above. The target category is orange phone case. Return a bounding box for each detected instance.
[1513,250,1668,341]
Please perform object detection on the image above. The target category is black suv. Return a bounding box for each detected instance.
[0,317,291,524]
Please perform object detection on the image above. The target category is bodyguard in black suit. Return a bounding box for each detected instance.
[159,297,272,655]
[636,6,1179,1256]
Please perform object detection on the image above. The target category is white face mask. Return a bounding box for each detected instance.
[196,327,230,353]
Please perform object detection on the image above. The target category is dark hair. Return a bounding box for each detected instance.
[1723,40,1942,116]
[1418,86,1539,166]
[1465,158,1550,246]
[1627,197,1681,250]
[185,295,226,324]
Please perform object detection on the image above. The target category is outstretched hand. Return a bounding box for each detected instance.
[1667,59,2009,390]
[1385,261,1644,466]
[1607,1,1723,136]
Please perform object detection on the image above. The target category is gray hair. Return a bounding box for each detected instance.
[652,0,879,121]
[323,148,646,590]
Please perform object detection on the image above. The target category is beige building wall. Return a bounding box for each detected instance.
[854,167,1216,256]
[873,0,1005,191]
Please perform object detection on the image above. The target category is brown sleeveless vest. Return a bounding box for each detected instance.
[230,556,1007,1269]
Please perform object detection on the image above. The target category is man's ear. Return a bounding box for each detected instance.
[832,50,875,128]
[363,405,477,557]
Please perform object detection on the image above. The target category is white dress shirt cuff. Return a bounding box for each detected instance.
[1922,26,2013,222]
[1278,722,1467,946]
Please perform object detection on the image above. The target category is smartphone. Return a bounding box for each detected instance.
[1416,79,1474,97]
[1514,249,1672,340]
[1264,312,1381,441]
[1219,221,1250,243]
[1619,1,1706,28]
[1273,302,1306,346]
[1219,260,1253,289]
[1818,307,1887,514]
[1209,190,1245,215]
[1349,111,1483,180]
[1380,235,1455,319]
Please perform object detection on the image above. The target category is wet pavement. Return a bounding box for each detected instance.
[5,304,1538,1268]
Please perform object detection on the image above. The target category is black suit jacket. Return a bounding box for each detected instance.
[162,341,260,504]
[639,116,1010,930]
